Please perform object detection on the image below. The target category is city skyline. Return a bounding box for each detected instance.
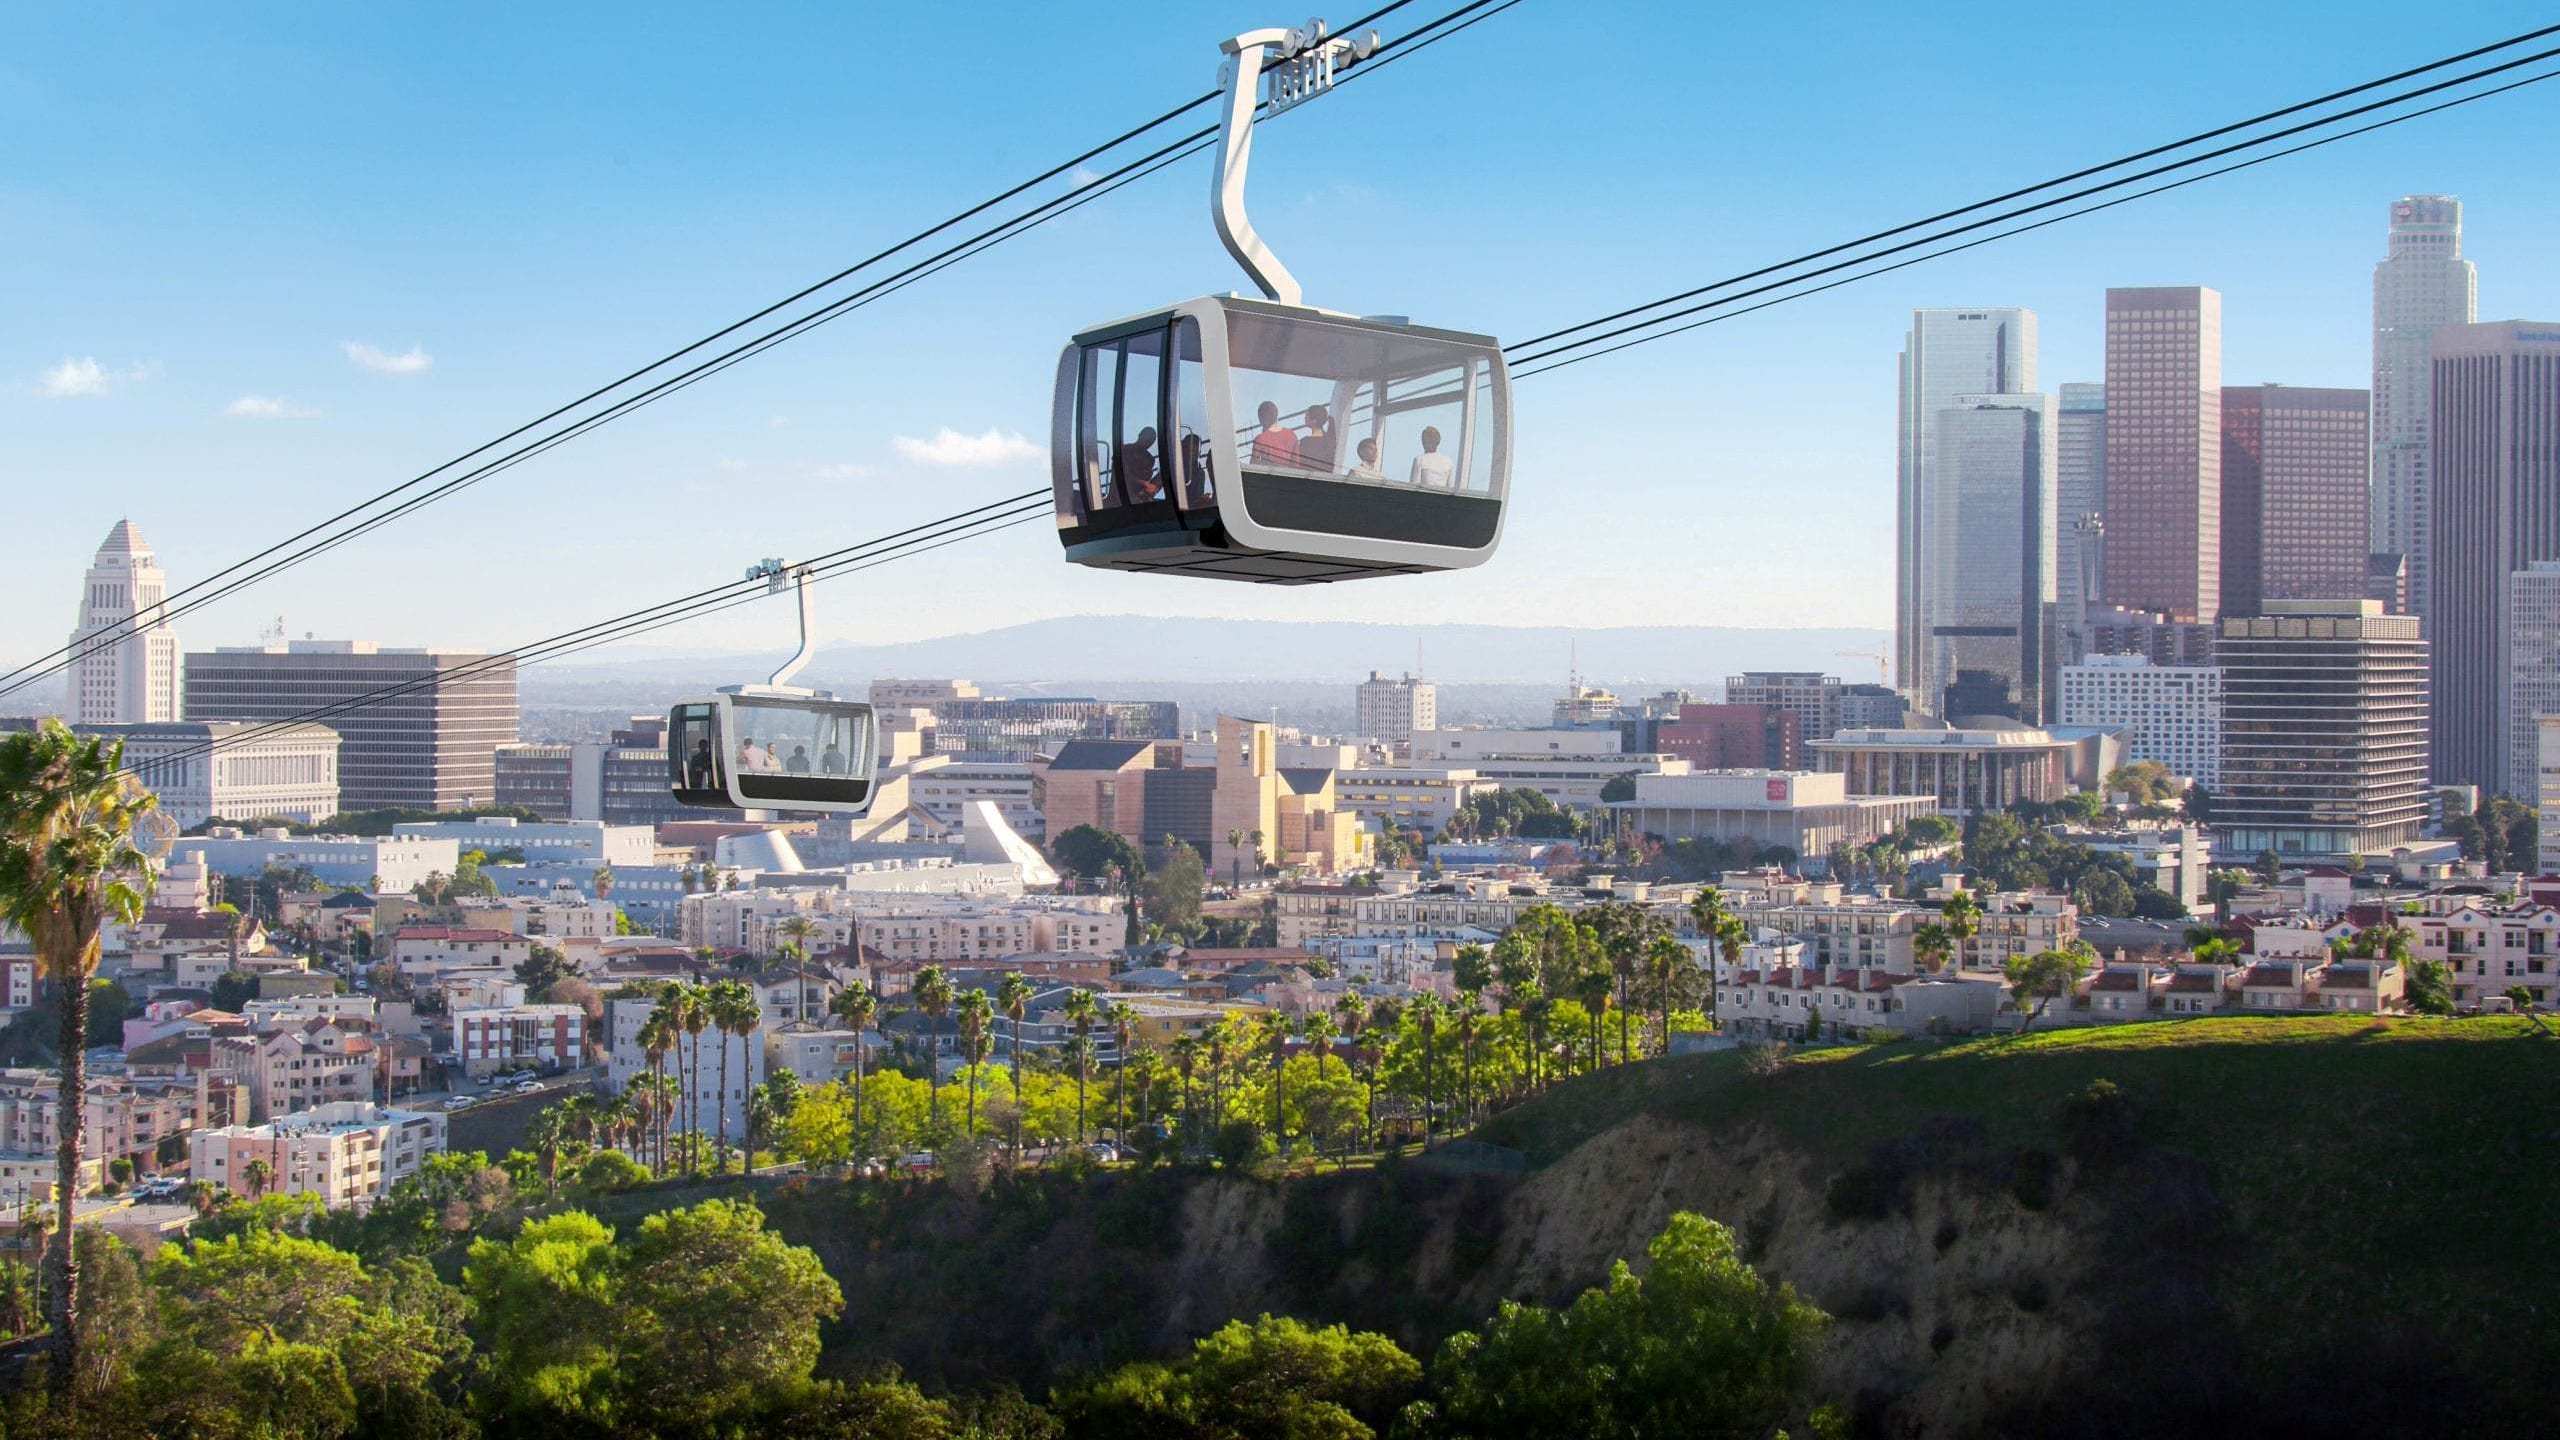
[7,3,2560,661]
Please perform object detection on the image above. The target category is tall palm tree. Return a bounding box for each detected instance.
[708,979,758,1175]
[668,981,711,1175]
[1643,933,1688,1054]
[955,989,994,1136]
[997,972,1033,1158]
[1573,969,1613,1074]
[1453,995,1482,1129]
[1062,988,1100,1144]
[525,1109,567,1198]
[913,966,954,1131]
[637,1010,676,1174]
[1411,996,1440,1149]
[0,720,158,1405]
[1259,1010,1293,1148]
[1354,995,1395,1153]
[241,1157,273,1199]
[777,914,820,1024]
[1169,1035,1200,1148]
[1225,827,1247,891]
[830,980,878,1133]
[1940,887,1983,970]
[1107,1002,1136,1141]
[1246,830,1265,880]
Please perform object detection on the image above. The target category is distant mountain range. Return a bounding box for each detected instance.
[525,615,1893,693]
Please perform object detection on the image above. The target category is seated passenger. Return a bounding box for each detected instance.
[820,742,848,774]
[1250,401,1300,466]
[1118,426,1164,501]
[1180,432,1211,500]
[786,745,812,774]
[1407,425,1456,489]
[688,738,716,789]
[1298,404,1336,471]
[1350,437,1386,480]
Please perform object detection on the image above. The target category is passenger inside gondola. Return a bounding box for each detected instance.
[820,741,847,774]
[1251,401,1299,465]
[1119,426,1164,501]
[1351,436,1384,479]
[786,745,811,773]
[1408,425,1455,489]
[1299,404,1335,470]
[688,737,715,789]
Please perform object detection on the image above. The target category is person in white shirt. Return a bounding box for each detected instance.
[1350,436,1386,480]
[1407,425,1456,489]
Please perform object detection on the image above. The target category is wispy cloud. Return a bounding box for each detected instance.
[810,461,871,482]
[224,394,320,420]
[1069,163,1105,187]
[37,357,110,397]
[343,341,433,375]
[892,427,1041,467]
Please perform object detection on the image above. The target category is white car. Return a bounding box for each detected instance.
[513,1080,543,1094]
[445,1094,478,1110]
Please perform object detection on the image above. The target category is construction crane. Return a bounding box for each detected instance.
[1838,648,1890,685]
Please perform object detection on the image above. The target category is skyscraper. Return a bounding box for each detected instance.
[184,640,518,812]
[2218,385,2369,617]
[2506,562,2560,802]
[1896,308,2036,708]
[65,519,181,723]
[1925,393,2057,720]
[2055,383,2107,640]
[2102,287,2223,623]
[2371,195,2477,616]
[2430,321,2560,791]
[2214,600,2428,858]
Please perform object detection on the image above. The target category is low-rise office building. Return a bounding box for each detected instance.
[1606,770,1937,855]
[190,1101,446,1209]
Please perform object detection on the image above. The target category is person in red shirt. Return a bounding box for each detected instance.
[1250,401,1299,466]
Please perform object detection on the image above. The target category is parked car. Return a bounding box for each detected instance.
[445,1094,478,1110]
[513,1080,543,1094]
[895,1152,937,1174]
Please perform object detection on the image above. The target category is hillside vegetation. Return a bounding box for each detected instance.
[575,1015,2552,1438]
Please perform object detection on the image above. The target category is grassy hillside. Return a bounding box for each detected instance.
[530,1016,2557,1437]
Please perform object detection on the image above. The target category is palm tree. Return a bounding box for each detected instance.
[1940,887,1983,970]
[1169,1035,1200,1149]
[955,989,994,1136]
[1107,1002,1136,1141]
[1408,996,1438,1149]
[1062,988,1100,1144]
[1259,1010,1293,1148]
[1355,996,1396,1153]
[777,915,820,1025]
[1643,933,1688,1054]
[183,1180,221,1220]
[913,966,954,1131]
[1453,995,1482,1129]
[1913,921,1952,976]
[668,981,711,1175]
[997,972,1033,1158]
[1607,924,1643,1065]
[708,979,758,1175]
[1246,829,1265,880]
[526,1108,567,1197]
[1225,827,1247,891]
[830,980,878,1132]
[1573,968,1613,1074]
[241,1157,273,1199]
[0,720,158,1405]
[637,1011,676,1174]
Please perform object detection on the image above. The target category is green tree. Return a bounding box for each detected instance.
[1417,1212,1827,1440]
[999,971,1034,1158]
[0,719,158,1410]
[1938,887,1982,969]
[2005,944,2095,1033]
[956,989,996,1135]
[1145,836,1208,938]
[516,944,574,999]
[830,979,879,1138]
[913,966,955,1132]
[1599,773,1637,803]
[1050,824,1140,884]
[2077,867,2135,918]
[2254,848,2285,887]
[1060,1314,1422,1440]
[2406,957,2455,1016]
[614,1198,844,1426]
[464,1209,623,1424]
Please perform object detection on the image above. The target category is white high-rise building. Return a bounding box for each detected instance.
[2505,561,2560,802]
[1355,671,1436,750]
[2056,653,2222,786]
[65,519,181,723]
[2538,716,2560,874]
[2370,195,2476,616]
[1927,394,2058,722]
[1897,308,2037,711]
[2056,383,2107,649]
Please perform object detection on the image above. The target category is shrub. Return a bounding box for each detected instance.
[1739,1041,1787,1078]
[2061,1077,2138,1170]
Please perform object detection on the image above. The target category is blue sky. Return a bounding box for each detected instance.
[6,1,2559,680]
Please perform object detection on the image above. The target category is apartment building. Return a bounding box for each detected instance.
[190,1101,446,1209]
[210,1021,383,1121]
[454,1003,585,1078]
[388,925,535,979]
[2404,903,2558,1008]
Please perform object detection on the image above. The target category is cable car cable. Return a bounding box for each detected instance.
[0,0,1482,699]
[1508,18,2560,354]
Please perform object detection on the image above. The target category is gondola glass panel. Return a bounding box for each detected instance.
[726,695,876,809]
[668,703,725,807]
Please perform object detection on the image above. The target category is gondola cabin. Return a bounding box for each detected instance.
[666,687,878,815]
[1052,296,1508,583]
